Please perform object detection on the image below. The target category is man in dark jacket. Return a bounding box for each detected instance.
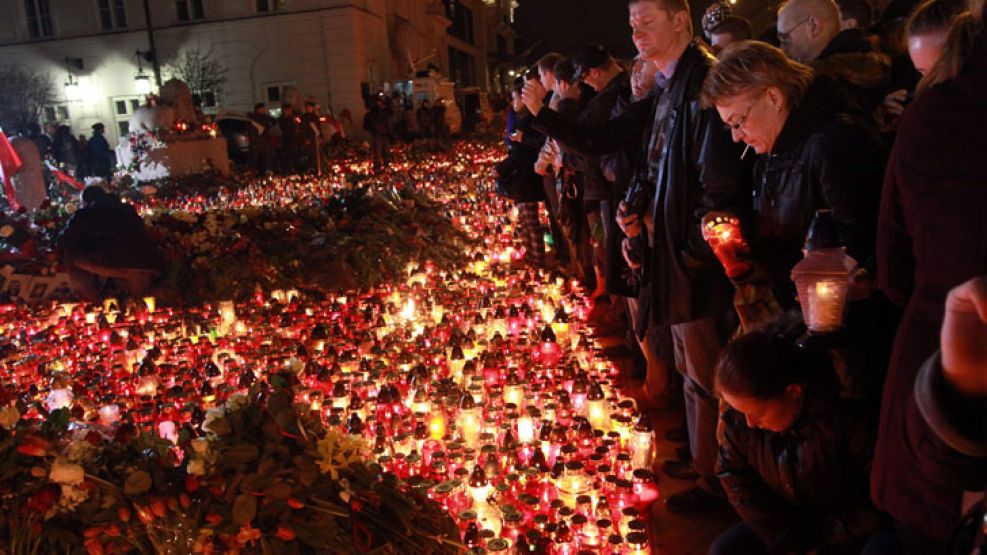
[778,0,891,112]
[523,0,751,513]
[86,123,114,179]
[417,99,433,140]
[299,100,323,173]
[874,16,987,553]
[59,186,161,301]
[248,103,277,174]
[571,44,632,302]
[364,93,394,170]
[278,103,301,174]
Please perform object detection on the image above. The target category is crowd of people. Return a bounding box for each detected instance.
[496,0,985,552]
[19,121,116,181]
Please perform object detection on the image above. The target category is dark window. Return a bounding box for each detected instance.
[448,47,476,88]
[201,91,217,108]
[257,0,280,12]
[266,86,280,102]
[118,121,129,136]
[444,0,474,44]
[176,0,204,21]
[98,0,127,30]
[24,0,54,38]
[115,100,128,115]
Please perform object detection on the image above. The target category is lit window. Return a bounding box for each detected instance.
[98,0,127,30]
[24,0,54,38]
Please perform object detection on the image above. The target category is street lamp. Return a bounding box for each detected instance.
[64,57,83,101]
[134,50,154,95]
[791,209,857,345]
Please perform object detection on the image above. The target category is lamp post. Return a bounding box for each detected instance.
[140,0,162,87]
[791,210,857,347]
[63,57,83,101]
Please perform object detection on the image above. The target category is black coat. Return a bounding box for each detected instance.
[533,41,751,325]
[750,75,887,306]
[718,385,881,554]
[86,133,114,177]
[574,72,630,202]
[873,30,987,540]
[495,114,546,204]
[812,29,891,113]
[58,195,160,272]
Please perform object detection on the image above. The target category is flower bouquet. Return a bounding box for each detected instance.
[0,377,462,554]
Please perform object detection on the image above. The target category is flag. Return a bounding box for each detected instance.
[0,130,23,211]
[44,160,85,191]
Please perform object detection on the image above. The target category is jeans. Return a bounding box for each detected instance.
[672,310,737,492]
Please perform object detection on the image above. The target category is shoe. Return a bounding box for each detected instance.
[665,486,729,514]
[675,445,692,462]
[661,459,700,481]
[664,425,688,443]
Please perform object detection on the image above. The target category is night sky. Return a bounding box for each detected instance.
[514,0,778,63]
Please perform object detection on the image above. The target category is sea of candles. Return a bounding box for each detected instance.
[0,144,659,553]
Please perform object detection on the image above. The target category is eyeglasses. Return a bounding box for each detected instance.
[777,18,810,43]
[723,99,758,133]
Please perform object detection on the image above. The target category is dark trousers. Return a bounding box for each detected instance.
[542,174,568,265]
[372,134,391,171]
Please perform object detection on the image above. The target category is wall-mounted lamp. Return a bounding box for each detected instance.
[64,57,83,101]
[135,50,155,95]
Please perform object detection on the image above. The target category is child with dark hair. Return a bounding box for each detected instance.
[711,325,884,555]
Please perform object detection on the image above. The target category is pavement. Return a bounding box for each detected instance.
[593,300,739,555]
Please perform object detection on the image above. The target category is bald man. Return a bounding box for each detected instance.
[777,0,842,62]
[778,0,891,112]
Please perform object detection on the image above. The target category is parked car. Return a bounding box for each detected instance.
[214,111,252,165]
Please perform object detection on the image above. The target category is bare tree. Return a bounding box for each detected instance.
[166,48,229,99]
[0,65,55,133]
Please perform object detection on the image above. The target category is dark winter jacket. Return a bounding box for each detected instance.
[750,75,887,306]
[573,72,630,201]
[363,105,393,138]
[495,113,546,204]
[601,85,650,299]
[533,41,751,326]
[812,29,892,113]
[717,384,882,554]
[58,194,160,272]
[873,30,987,540]
[86,133,114,178]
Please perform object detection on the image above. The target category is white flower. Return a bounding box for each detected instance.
[64,440,95,464]
[187,458,207,476]
[0,405,20,429]
[224,394,248,412]
[201,407,229,435]
[49,458,85,486]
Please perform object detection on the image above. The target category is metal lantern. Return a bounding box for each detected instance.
[791,210,857,336]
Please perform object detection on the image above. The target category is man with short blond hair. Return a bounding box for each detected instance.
[522,0,752,514]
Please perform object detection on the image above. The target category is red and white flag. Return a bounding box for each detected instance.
[0,130,23,211]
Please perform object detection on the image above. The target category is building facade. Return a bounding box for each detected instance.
[0,0,515,143]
